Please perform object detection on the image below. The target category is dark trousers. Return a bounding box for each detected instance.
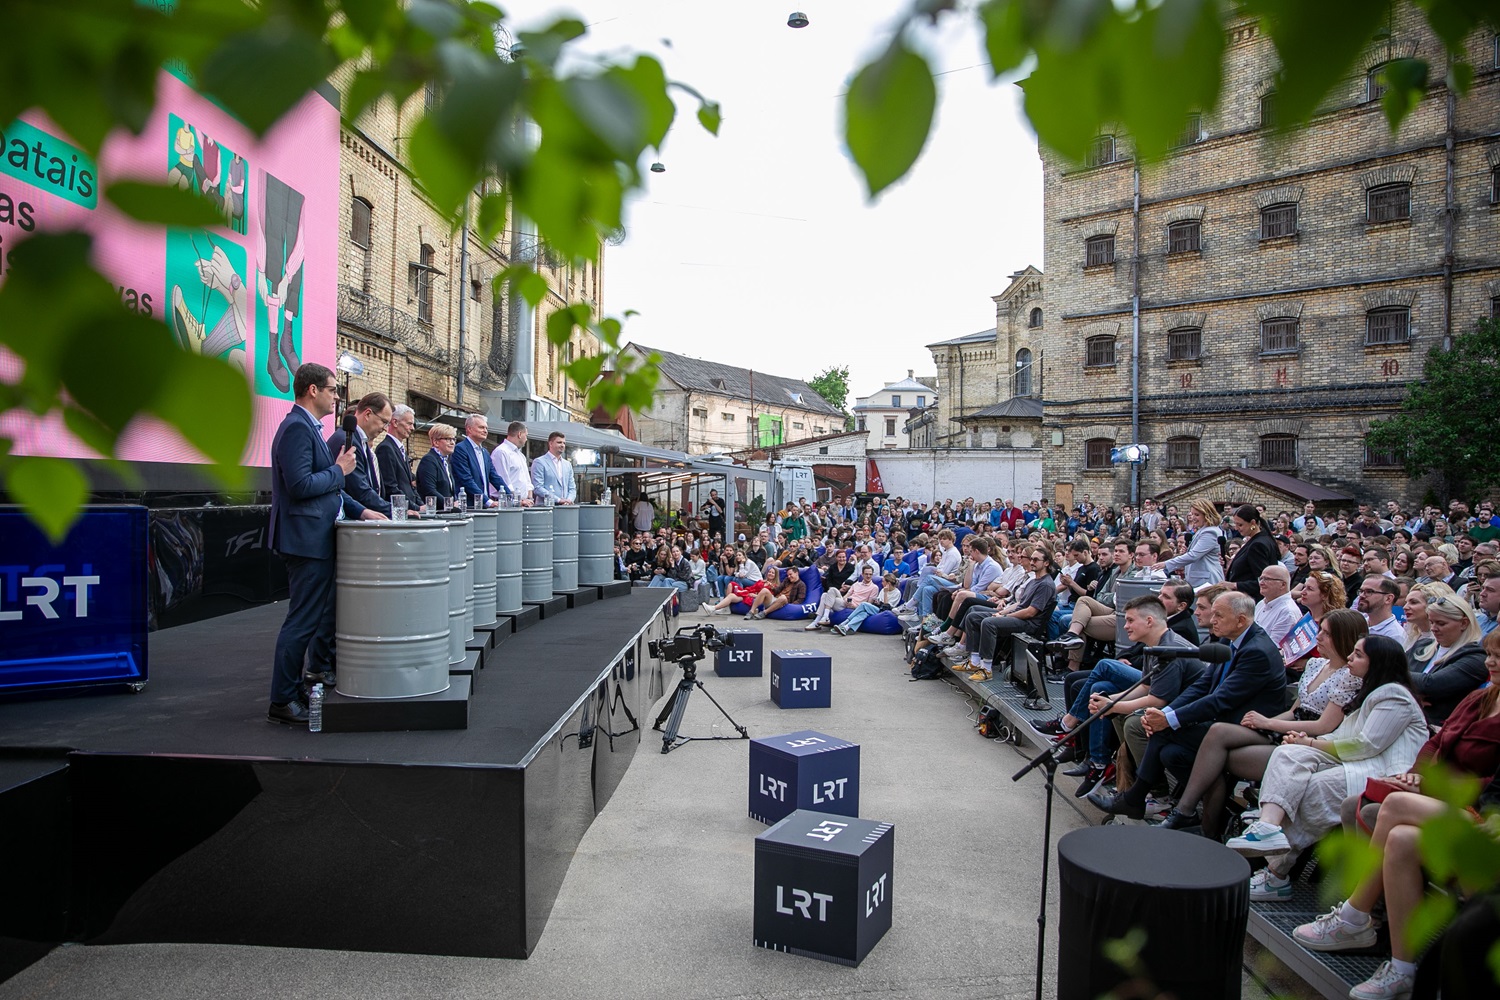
[271,553,335,704]
[948,595,994,623]
[1123,721,1211,803]
[933,588,957,621]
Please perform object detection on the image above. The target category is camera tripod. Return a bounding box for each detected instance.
[652,656,749,754]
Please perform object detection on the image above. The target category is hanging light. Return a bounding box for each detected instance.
[787,12,809,29]
[649,161,666,173]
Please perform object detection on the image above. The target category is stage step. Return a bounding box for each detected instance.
[320,674,471,732]
[596,581,631,599]
[525,595,568,619]
[555,587,597,608]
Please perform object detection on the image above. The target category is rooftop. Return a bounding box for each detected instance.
[627,344,843,417]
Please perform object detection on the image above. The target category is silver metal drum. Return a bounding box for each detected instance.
[551,503,579,593]
[469,510,498,627]
[439,512,475,642]
[334,520,450,699]
[577,503,615,586]
[495,506,524,614]
[522,505,554,603]
[439,515,469,664]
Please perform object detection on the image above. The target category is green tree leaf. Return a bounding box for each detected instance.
[6,456,89,543]
[1379,58,1430,131]
[1245,0,1388,128]
[105,182,226,227]
[807,365,852,411]
[697,100,722,136]
[199,17,337,135]
[845,40,936,198]
[477,193,508,246]
[979,0,1032,77]
[1317,829,1384,904]
[1406,893,1457,956]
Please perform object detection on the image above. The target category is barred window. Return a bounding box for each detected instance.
[1085,439,1113,469]
[1085,234,1115,267]
[1167,437,1200,469]
[1085,336,1116,368]
[1492,166,1500,204]
[1167,327,1202,362]
[1085,134,1116,168]
[1365,307,1410,346]
[416,243,435,325]
[1491,295,1500,319]
[1175,112,1204,148]
[1261,203,1297,239]
[1364,440,1400,469]
[1167,220,1201,253]
[1015,349,1033,396]
[1260,317,1299,354]
[1367,64,1387,103]
[1367,183,1410,223]
[1259,92,1278,129]
[350,198,372,248]
[1029,307,1043,328]
[1260,434,1297,471]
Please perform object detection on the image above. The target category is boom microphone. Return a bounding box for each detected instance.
[1139,641,1232,663]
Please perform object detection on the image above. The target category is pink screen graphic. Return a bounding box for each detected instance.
[0,72,340,467]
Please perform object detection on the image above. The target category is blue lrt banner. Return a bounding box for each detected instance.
[0,506,148,694]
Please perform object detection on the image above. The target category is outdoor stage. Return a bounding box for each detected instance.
[0,587,675,964]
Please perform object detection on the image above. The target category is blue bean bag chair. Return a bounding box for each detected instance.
[731,570,822,620]
[827,608,903,634]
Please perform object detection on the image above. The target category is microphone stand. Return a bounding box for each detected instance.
[1010,655,1163,1000]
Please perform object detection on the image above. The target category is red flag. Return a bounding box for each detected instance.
[866,457,885,494]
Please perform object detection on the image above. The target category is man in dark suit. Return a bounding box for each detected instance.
[416,423,458,507]
[1088,590,1287,818]
[450,412,509,507]
[326,392,394,518]
[268,363,383,725]
[375,403,422,510]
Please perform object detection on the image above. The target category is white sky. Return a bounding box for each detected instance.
[510,1,1043,403]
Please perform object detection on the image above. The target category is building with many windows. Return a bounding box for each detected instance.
[1039,7,1500,506]
[852,372,936,450]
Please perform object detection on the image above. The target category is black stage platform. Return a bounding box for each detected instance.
[0,588,676,967]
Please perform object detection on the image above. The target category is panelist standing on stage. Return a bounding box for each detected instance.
[416,423,458,507]
[376,403,422,510]
[267,363,384,725]
[326,392,394,518]
[531,431,575,504]
[492,420,533,506]
[451,413,509,507]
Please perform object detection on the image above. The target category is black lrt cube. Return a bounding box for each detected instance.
[715,628,763,677]
[753,809,894,967]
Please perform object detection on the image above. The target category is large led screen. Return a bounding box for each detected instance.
[0,70,339,469]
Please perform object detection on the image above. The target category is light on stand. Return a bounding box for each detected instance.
[1110,443,1149,465]
[336,351,364,375]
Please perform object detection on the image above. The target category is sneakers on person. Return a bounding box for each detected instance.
[1349,961,1416,1000]
[1144,794,1174,819]
[1248,868,1293,902]
[1240,806,1261,823]
[804,621,820,631]
[1049,633,1085,650]
[1226,821,1291,857]
[932,632,956,647]
[1291,905,1378,952]
[943,645,968,663]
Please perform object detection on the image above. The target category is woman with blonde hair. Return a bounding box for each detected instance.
[1160,498,1225,587]
[1292,570,1346,621]
[1405,591,1487,724]
[1400,580,1454,650]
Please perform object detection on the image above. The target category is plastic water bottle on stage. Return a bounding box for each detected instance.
[309,683,324,732]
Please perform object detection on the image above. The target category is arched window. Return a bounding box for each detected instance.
[1365,306,1410,346]
[1085,235,1115,267]
[350,197,372,248]
[1085,134,1116,168]
[1367,64,1387,103]
[1028,307,1043,328]
[1367,183,1411,223]
[1167,220,1201,253]
[1085,438,1113,469]
[416,243,435,325]
[1167,326,1201,362]
[1260,317,1299,354]
[1259,92,1278,129]
[1085,336,1116,368]
[1259,434,1297,471]
[1015,349,1033,396]
[1167,437,1200,469]
[1261,202,1297,239]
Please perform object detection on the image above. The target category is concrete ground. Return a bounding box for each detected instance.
[0,616,1280,1000]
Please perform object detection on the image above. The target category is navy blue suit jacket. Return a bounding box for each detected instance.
[269,405,364,560]
[450,436,508,504]
[1168,622,1289,728]
[375,435,421,507]
[326,428,393,517]
[416,449,456,503]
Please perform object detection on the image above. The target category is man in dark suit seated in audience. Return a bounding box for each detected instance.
[1088,590,1287,819]
[375,403,422,511]
[415,423,458,508]
[326,392,394,518]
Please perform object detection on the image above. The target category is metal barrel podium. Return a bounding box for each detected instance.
[522,506,554,603]
[439,512,475,643]
[334,519,451,699]
[469,510,498,627]
[578,503,614,586]
[439,514,469,665]
[495,506,524,614]
[551,504,579,593]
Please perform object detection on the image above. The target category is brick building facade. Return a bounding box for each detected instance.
[1040,8,1500,507]
[331,71,602,437]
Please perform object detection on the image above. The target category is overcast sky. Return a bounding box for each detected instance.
[511,1,1043,403]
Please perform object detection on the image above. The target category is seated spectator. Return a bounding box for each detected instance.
[1088,591,1288,819]
[1051,540,1134,668]
[898,528,963,622]
[1124,539,1169,582]
[1357,576,1406,642]
[1416,551,1457,589]
[1399,580,1452,650]
[955,544,1056,682]
[1290,631,1500,1000]
[806,551,858,630]
[1159,609,1371,837]
[1253,565,1301,645]
[1474,566,1500,636]
[746,565,805,620]
[1407,592,1487,724]
[827,565,883,635]
[1292,570,1347,625]
[623,536,653,582]
[646,544,693,593]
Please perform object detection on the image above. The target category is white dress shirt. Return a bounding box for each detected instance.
[492,438,532,500]
[1254,592,1302,645]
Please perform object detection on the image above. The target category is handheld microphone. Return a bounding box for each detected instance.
[341,411,358,450]
[1139,641,1232,663]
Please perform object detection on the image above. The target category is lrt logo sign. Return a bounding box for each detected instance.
[725,649,753,663]
[776,886,833,922]
[865,874,888,916]
[790,676,820,692]
[0,565,101,621]
[784,736,826,749]
[811,778,848,804]
[758,774,788,802]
